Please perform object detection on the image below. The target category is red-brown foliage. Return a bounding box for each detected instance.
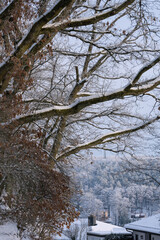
[0,94,78,239]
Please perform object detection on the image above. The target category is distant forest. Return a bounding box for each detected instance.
[74,154,160,226]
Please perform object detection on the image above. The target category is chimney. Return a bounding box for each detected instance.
[88,215,96,226]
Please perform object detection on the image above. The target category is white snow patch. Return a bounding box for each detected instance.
[52,233,70,240]
[88,221,130,236]
[0,222,30,240]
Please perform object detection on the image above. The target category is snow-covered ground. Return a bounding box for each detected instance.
[0,222,30,240]
[52,233,70,240]
[0,218,131,239]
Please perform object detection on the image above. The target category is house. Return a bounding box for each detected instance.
[87,220,132,240]
[125,213,160,240]
[130,213,146,221]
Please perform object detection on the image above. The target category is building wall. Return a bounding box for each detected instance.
[145,232,150,240]
[87,235,105,240]
[87,234,132,240]
[133,231,160,240]
[151,235,160,240]
[133,231,146,240]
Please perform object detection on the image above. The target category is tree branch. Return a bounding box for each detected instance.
[4,77,160,125]
[42,0,135,31]
[56,116,160,160]
[0,0,18,28]
[0,0,74,93]
[125,55,160,90]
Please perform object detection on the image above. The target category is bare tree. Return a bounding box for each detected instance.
[0,0,160,238]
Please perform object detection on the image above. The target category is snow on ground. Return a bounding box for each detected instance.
[0,219,87,240]
[63,218,88,240]
[0,219,132,239]
[52,233,70,240]
[0,221,30,240]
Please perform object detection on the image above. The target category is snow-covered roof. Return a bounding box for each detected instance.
[87,221,131,236]
[125,213,160,234]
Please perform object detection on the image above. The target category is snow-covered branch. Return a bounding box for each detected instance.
[3,76,160,126]
[42,0,135,31]
[129,77,160,94]
[56,116,160,160]
[0,0,73,93]
[0,0,18,28]
[125,55,160,90]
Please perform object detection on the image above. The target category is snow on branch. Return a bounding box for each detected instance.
[2,87,127,125]
[129,77,160,94]
[42,0,135,32]
[0,0,73,93]
[3,78,160,126]
[0,0,18,27]
[56,116,160,160]
[12,0,73,58]
[125,55,160,90]
[75,92,94,98]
